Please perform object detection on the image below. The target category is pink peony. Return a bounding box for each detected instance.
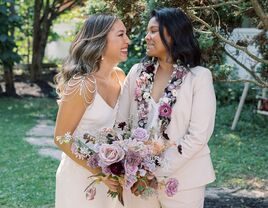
[159,103,172,117]
[98,144,125,166]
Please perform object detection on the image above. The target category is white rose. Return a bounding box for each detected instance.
[161,97,170,104]
[143,92,150,100]
[171,89,177,96]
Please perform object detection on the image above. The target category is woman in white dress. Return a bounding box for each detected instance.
[54,14,129,208]
[116,8,216,208]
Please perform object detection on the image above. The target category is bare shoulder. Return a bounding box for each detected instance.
[61,73,96,106]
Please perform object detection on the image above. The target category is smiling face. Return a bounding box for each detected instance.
[103,20,130,63]
[145,17,171,60]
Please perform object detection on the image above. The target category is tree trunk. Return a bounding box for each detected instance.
[30,0,84,81]
[4,65,16,96]
[3,1,17,96]
[31,20,52,81]
[31,0,54,81]
[30,0,42,81]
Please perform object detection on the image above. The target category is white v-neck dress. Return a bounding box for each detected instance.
[55,78,121,208]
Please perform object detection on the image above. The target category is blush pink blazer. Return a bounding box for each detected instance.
[116,63,216,190]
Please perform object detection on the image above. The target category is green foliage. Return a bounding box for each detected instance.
[87,0,111,14]
[147,0,182,11]
[214,82,242,105]
[14,0,34,64]
[198,33,215,50]
[0,0,21,68]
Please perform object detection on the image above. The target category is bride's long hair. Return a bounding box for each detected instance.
[55,14,118,97]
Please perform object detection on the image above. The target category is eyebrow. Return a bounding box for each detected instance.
[117,29,126,33]
[147,25,159,30]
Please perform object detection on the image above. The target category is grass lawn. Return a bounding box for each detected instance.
[0,98,59,208]
[209,104,268,189]
[0,97,267,207]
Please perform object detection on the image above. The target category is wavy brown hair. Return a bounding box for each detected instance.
[55,14,118,96]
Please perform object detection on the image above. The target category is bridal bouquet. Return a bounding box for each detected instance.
[56,121,179,205]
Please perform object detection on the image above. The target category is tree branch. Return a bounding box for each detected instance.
[250,0,268,30]
[53,0,84,15]
[187,11,268,65]
[57,0,79,14]
[40,0,50,24]
[217,79,268,88]
[224,48,267,87]
[188,0,244,10]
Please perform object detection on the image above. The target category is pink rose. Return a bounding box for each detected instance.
[98,144,125,166]
[159,103,172,117]
[135,87,142,97]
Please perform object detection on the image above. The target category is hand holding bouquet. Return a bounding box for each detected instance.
[56,121,179,205]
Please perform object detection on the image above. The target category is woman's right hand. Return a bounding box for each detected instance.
[102,176,120,192]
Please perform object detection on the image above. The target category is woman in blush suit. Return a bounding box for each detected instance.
[116,7,216,208]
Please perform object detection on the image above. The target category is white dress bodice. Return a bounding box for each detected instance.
[73,92,119,138]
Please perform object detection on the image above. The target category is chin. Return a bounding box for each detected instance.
[146,51,153,56]
[120,57,128,62]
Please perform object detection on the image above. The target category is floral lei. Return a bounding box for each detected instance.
[134,60,188,153]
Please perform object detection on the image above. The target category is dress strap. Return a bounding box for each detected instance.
[114,70,123,87]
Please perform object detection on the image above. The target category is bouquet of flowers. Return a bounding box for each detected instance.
[56,121,179,205]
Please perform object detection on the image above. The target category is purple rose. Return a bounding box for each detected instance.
[132,127,149,142]
[168,84,175,91]
[109,162,125,176]
[159,103,172,117]
[101,165,112,175]
[124,162,139,175]
[87,154,99,169]
[165,178,179,197]
[98,144,125,166]
[125,151,142,167]
[85,187,96,200]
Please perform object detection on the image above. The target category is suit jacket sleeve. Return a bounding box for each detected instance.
[155,68,216,177]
